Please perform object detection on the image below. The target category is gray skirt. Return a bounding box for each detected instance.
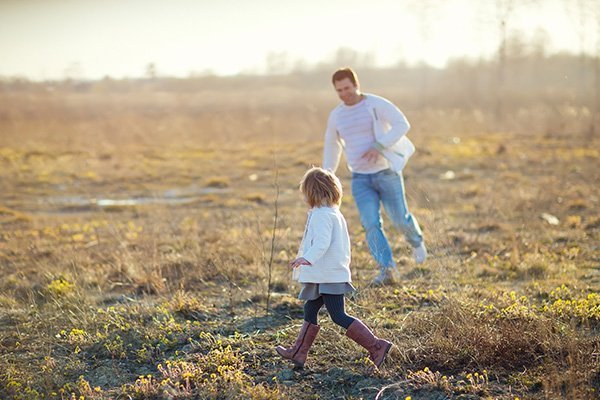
[298,282,356,301]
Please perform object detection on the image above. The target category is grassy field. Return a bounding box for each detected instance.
[0,79,599,399]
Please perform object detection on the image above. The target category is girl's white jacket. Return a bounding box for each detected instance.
[293,206,352,284]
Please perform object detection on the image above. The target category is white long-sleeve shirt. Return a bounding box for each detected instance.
[294,206,352,284]
[323,93,411,173]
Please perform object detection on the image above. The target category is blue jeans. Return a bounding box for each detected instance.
[351,168,423,269]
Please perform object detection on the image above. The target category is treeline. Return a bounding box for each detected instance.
[1,52,596,104]
[0,52,598,138]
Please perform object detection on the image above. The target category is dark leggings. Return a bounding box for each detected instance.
[304,294,356,329]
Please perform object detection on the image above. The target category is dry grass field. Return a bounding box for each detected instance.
[0,69,599,399]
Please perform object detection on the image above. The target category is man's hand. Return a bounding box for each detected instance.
[361,148,380,163]
[288,257,311,269]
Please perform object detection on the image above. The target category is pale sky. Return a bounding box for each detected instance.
[0,0,597,80]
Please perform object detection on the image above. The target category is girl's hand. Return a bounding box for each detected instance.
[288,257,311,269]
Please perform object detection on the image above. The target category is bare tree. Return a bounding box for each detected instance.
[407,0,441,107]
[328,47,376,70]
[494,0,515,122]
[564,0,600,135]
[491,0,546,123]
[145,63,157,79]
[63,62,84,81]
[266,51,290,75]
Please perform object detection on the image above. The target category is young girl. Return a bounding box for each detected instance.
[275,167,393,369]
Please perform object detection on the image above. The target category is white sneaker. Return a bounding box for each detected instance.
[413,242,427,264]
[372,267,396,286]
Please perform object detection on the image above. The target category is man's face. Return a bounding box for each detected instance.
[334,78,360,105]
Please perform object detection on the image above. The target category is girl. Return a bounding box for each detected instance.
[275,167,393,369]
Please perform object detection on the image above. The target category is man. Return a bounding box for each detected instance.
[322,67,427,285]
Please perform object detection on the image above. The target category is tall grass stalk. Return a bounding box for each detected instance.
[265,157,280,317]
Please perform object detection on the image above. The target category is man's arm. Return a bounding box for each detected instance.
[322,112,342,172]
[373,97,411,149]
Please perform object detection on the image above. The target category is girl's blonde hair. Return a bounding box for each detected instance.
[300,167,343,208]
